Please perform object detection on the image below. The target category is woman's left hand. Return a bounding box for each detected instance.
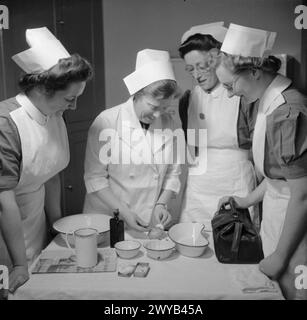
[259,252,287,280]
[152,204,171,227]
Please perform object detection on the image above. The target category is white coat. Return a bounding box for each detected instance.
[83,98,181,225]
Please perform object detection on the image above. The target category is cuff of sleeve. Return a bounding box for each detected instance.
[0,177,19,192]
[84,177,109,193]
[162,178,181,194]
[280,157,307,179]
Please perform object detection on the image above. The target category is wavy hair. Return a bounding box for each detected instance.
[221,53,281,74]
[178,33,222,58]
[18,53,93,96]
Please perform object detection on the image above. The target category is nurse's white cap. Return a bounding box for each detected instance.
[181,21,228,44]
[221,23,277,58]
[12,27,70,73]
[123,49,176,95]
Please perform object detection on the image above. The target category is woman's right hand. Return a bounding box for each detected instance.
[8,265,29,295]
[121,210,148,232]
[217,196,251,212]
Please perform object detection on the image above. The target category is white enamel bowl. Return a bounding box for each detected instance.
[53,213,111,245]
[144,239,176,260]
[114,240,141,259]
[168,223,209,258]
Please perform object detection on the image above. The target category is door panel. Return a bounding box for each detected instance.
[55,0,104,124]
[57,0,105,215]
[62,124,89,215]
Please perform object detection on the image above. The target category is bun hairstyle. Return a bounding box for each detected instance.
[221,53,281,74]
[18,53,93,96]
[261,55,282,73]
[178,33,222,58]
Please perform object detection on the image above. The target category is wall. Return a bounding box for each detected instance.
[102,0,304,107]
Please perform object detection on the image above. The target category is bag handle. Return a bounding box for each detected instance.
[222,197,238,216]
[231,222,243,261]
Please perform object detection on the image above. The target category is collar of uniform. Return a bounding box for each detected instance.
[121,97,142,129]
[260,74,292,114]
[209,83,224,98]
[198,83,223,99]
[16,93,50,125]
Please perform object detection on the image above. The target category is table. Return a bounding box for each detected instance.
[10,230,284,300]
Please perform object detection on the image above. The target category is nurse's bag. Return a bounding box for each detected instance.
[211,198,264,264]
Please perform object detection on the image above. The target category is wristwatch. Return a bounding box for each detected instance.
[155,202,168,210]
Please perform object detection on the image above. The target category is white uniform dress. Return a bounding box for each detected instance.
[9,94,70,265]
[180,84,256,223]
[83,98,181,226]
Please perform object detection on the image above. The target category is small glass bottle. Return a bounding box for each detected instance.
[110,209,124,248]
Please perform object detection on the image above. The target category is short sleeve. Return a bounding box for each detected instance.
[267,104,307,179]
[237,99,259,150]
[0,116,22,191]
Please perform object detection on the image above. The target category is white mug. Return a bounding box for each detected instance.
[65,228,98,268]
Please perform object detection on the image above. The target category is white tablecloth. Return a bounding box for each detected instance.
[10,230,284,300]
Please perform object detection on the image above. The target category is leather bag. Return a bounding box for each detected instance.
[211,198,264,264]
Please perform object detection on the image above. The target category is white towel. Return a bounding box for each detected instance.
[229,265,279,293]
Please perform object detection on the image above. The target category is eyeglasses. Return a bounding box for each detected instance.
[185,62,212,75]
[222,74,241,92]
[185,53,215,76]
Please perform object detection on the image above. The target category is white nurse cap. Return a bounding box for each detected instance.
[123,49,176,95]
[221,23,277,58]
[12,27,70,73]
[181,21,228,44]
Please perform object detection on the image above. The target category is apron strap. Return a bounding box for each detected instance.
[178,89,191,142]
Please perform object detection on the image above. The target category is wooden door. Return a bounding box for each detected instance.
[54,0,105,215]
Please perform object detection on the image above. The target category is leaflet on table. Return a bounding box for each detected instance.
[31,248,117,273]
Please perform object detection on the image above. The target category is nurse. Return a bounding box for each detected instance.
[217,23,307,300]
[178,22,256,223]
[0,27,92,293]
[83,49,181,231]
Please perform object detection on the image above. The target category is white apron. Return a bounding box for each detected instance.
[10,94,70,264]
[253,75,307,299]
[180,85,256,222]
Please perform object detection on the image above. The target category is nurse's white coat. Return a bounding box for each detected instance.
[83,98,181,225]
